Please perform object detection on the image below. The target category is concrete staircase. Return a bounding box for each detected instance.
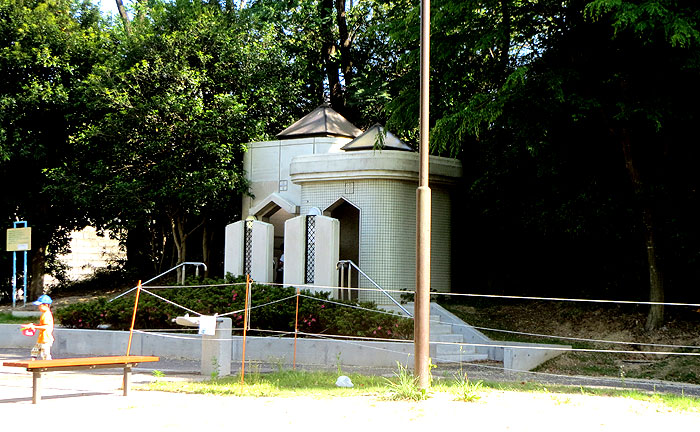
[429,314,489,364]
[384,303,489,364]
[383,302,571,371]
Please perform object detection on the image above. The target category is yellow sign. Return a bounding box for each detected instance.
[6,227,31,251]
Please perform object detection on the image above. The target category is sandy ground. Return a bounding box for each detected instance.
[2,351,700,431]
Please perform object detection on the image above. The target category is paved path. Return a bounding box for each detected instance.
[2,348,700,431]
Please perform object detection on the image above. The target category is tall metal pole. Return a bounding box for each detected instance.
[415,0,432,389]
[22,247,27,307]
[12,251,17,309]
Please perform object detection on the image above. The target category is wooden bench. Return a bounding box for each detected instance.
[2,355,160,404]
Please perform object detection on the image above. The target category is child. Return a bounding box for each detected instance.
[24,294,54,360]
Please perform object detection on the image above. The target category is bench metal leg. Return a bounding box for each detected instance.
[32,371,42,404]
[123,366,131,396]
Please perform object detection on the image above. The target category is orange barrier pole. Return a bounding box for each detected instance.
[293,286,300,369]
[240,274,250,385]
[126,280,142,356]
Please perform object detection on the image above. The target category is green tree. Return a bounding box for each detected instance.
[0,0,108,298]
[583,0,700,329]
[386,0,700,330]
[251,0,400,126]
[71,0,313,276]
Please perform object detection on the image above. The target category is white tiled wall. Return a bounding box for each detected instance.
[300,179,453,305]
[242,137,351,217]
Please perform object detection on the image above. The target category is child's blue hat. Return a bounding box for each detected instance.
[32,294,53,305]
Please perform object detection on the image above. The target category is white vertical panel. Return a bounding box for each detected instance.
[250,221,274,283]
[283,216,306,286]
[224,221,244,278]
[311,215,339,294]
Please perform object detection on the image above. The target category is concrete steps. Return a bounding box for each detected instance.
[430,317,488,364]
[383,303,489,364]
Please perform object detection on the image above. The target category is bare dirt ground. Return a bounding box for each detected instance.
[443,300,700,386]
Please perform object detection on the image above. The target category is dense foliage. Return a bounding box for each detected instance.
[3,0,700,331]
[0,0,109,296]
[385,0,700,329]
[54,276,414,339]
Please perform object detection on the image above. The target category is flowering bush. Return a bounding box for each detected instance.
[55,276,413,339]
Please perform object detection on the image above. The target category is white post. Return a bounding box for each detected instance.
[283,215,339,293]
[224,221,244,277]
[201,317,232,377]
[224,220,274,283]
[283,216,306,287]
[312,216,339,292]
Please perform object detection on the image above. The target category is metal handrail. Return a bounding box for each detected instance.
[110,262,208,302]
[336,260,412,317]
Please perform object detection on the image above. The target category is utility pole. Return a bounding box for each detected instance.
[415,0,431,390]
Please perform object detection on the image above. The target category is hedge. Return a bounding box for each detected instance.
[54,276,413,340]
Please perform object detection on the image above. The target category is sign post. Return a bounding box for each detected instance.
[6,221,31,308]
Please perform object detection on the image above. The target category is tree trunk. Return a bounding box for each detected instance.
[169,213,206,282]
[499,0,511,81]
[170,215,187,282]
[642,207,664,330]
[29,244,47,301]
[335,0,353,88]
[320,0,344,111]
[202,221,211,278]
[114,0,131,35]
[621,129,664,330]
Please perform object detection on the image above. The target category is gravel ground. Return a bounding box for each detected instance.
[3,347,700,431]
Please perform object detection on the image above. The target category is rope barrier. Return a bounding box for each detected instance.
[450,321,700,350]
[218,294,298,318]
[416,290,700,308]
[305,295,700,350]
[297,294,411,318]
[140,282,248,290]
[131,325,700,358]
[131,328,700,394]
[122,287,699,354]
[242,281,700,308]
[428,339,700,356]
[101,278,700,384]
[139,287,202,316]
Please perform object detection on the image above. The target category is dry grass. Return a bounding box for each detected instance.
[442,299,700,384]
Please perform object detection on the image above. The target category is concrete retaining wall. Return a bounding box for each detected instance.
[0,325,414,369]
[3,305,569,372]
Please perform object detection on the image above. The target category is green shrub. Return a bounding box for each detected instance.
[54,276,414,339]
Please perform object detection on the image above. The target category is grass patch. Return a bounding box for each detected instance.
[146,370,387,398]
[142,368,700,412]
[449,373,483,402]
[383,362,429,401]
[0,312,31,324]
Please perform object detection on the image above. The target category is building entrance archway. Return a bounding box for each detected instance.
[326,198,360,301]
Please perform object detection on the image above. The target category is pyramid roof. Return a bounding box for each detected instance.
[340,124,413,152]
[277,105,362,139]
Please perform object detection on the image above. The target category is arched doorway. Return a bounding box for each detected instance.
[250,196,297,283]
[326,198,360,300]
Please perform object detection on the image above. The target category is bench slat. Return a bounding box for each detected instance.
[2,356,160,404]
[2,356,160,370]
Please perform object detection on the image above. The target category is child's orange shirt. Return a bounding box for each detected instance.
[37,310,54,344]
